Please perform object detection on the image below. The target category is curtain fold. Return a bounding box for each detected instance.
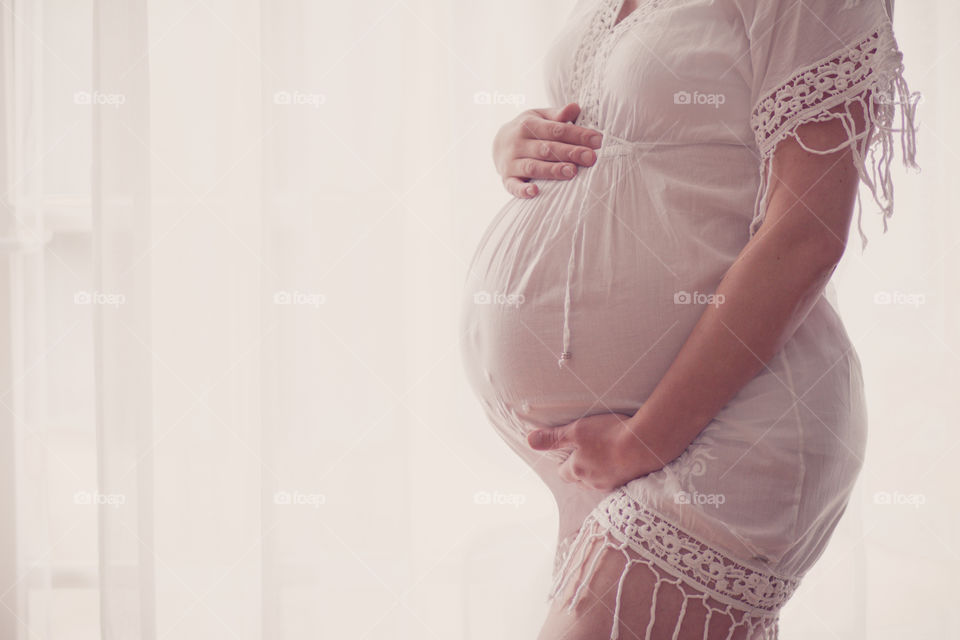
[2,0,54,637]
[92,0,154,637]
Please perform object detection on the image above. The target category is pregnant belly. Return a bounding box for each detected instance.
[458,164,735,430]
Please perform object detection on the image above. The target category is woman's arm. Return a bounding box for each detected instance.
[622,102,870,467]
[527,101,875,490]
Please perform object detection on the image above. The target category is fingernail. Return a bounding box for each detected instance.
[589,134,602,147]
[580,149,595,164]
[562,165,575,177]
[525,184,537,196]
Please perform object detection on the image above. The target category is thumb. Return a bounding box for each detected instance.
[527,426,569,451]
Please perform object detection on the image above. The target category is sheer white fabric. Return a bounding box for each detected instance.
[459,0,920,637]
[743,0,920,247]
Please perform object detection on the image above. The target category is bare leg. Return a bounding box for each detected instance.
[537,517,772,640]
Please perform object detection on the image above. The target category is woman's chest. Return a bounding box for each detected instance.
[543,0,754,143]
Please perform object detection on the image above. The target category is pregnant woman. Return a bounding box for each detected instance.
[459,0,919,638]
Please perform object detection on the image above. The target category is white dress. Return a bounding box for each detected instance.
[458,0,919,637]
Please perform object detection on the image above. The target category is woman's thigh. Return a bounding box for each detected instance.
[537,518,762,640]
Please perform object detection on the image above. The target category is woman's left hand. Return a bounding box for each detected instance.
[526,412,669,491]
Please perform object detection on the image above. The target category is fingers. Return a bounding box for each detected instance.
[519,138,598,167]
[503,176,538,199]
[520,115,604,149]
[506,156,580,182]
[555,102,581,123]
[497,103,604,198]
[527,423,578,484]
[527,427,561,451]
[534,101,580,125]
[503,115,601,188]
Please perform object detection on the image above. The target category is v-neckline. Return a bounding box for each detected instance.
[611,0,637,30]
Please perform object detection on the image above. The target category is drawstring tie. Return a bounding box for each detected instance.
[557,130,645,368]
[558,133,600,369]
[558,201,583,368]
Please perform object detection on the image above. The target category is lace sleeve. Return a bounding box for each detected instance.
[745,3,920,250]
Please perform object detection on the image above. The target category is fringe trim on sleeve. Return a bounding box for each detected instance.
[748,19,921,251]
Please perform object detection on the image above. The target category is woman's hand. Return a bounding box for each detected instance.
[526,412,671,492]
[493,102,604,199]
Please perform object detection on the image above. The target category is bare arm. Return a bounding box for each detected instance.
[622,101,871,467]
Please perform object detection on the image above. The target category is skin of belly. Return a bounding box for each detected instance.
[460,170,731,431]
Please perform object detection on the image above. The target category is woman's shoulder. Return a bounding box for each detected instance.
[724,0,891,30]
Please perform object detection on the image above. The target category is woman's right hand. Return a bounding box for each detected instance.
[493,102,604,198]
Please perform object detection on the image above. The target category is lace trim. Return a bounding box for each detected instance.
[549,489,801,617]
[570,0,665,129]
[748,19,921,249]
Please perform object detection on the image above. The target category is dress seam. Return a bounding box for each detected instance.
[776,347,806,548]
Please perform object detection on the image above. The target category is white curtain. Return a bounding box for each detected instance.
[0,1,956,638]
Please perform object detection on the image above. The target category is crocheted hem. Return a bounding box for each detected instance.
[748,17,921,250]
[547,489,800,639]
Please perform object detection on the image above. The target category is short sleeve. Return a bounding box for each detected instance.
[738,0,921,249]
